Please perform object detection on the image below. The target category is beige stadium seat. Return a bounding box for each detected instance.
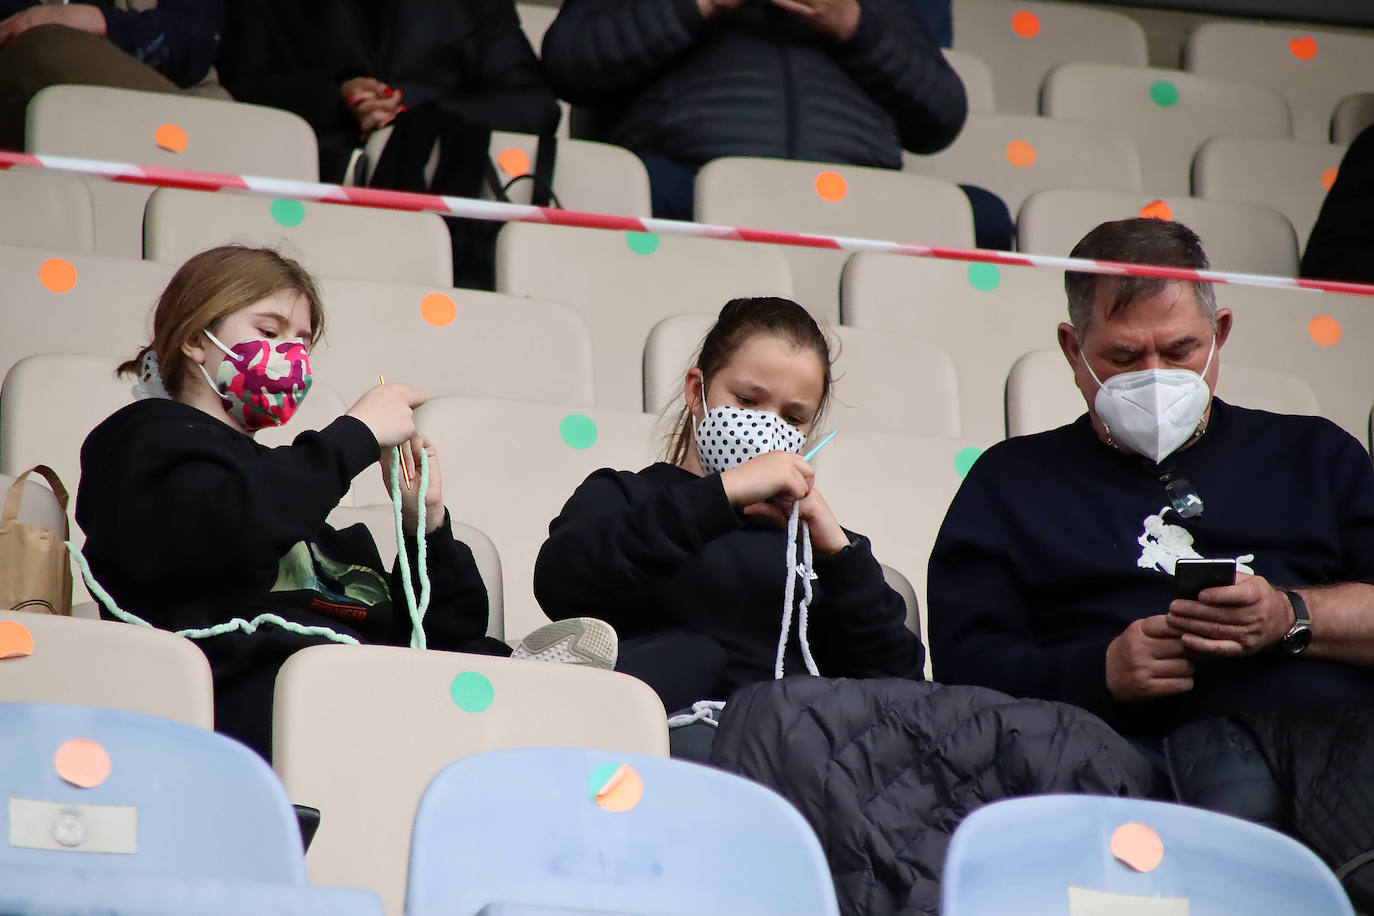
[489,131,651,216]
[944,48,995,112]
[416,396,658,640]
[273,643,668,915]
[1041,64,1291,197]
[1331,92,1374,145]
[642,314,962,438]
[144,187,453,287]
[903,112,1142,214]
[0,169,95,253]
[814,430,994,676]
[26,85,318,259]
[0,244,173,387]
[496,222,794,411]
[951,0,1147,115]
[1017,190,1299,277]
[309,276,595,406]
[0,609,214,727]
[840,252,1066,440]
[694,157,974,316]
[1004,347,1322,437]
[515,2,558,50]
[1186,22,1374,143]
[1192,136,1347,248]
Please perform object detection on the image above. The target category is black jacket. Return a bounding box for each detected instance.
[217,0,559,180]
[76,399,499,757]
[1302,124,1374,283]
[534,463,924,695]
[711,677,1157,916]
[540,0,966,169]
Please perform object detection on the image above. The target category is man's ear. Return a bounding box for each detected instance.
[1057,322,1082,367]
[1214,308,1234,349]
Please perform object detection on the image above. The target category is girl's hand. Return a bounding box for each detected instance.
[742,487,851,556]
[340,76,403,134]
[380,433,445,534]
[720,450,815,508]
[347,382,425,448]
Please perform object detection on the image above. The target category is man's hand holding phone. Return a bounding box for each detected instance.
[1167,560,1295,657]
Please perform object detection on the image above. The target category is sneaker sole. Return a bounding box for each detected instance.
[511,618,618,669]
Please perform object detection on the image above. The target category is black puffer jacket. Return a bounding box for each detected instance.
[540,0,966,169]
[710,677,1156,916]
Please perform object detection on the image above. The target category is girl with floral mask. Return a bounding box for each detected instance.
[75,245,615,760]
[534,297,925,725]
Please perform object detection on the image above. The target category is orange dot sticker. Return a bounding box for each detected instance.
[1111,822,1164,873]
[39,257,77,293]
[590,763,643,813]
[496,147,530,178]
[154,123,188,154]
[1006,140,1036,169]
[1011,10,1040,37]
[1321,167,1339,192]
[815,171,848,202]
[0,620,34,659]
[55,739,111,789]
[1309,315,1342,346]
[1139,199,1173,220]
[1289,35,1318,61]
[420,292,458,328]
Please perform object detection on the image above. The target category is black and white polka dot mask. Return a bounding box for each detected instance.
[693,405,806,475]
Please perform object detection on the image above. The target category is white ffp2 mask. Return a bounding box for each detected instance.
[1085,337,1215,464]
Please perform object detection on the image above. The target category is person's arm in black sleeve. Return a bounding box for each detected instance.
[388,511,491,650]
[829,0,966,153]
[99,0,222,88]
[533,468,740,632]
[539,0,709,105]
[432,0,559,135]
[927,466,1118,718]
[810,532,926,679]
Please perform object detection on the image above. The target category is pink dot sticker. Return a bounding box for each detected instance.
[1111,822,1164,873]
[1289,35,1318,61]
[815,171,847,202]
[1011,10,1040,37]
[55,739,111,789]
[590,763,644,813]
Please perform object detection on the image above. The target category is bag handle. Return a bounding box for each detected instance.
[3,465,71,524]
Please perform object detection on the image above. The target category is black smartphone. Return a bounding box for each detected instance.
[1173,558,1237,600]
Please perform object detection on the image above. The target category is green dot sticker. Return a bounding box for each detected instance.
[270,199,305,227]
[589,762,620,798]
[450,671,494,713]
[954,446,984,479]
[967,262,1000,291]
[560,414,598,449]
[625,231,659,255]
[1149,81,1179,108]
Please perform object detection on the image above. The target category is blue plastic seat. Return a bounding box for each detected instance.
[942,794,1353,915]
[405,746,841,916]
[0,702,381,915]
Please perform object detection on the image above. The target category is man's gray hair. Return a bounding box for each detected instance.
[1065,218,1218,338]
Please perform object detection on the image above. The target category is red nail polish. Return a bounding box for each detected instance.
[399,104,408,113]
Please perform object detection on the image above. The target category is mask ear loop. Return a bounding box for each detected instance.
[390,447,431,649]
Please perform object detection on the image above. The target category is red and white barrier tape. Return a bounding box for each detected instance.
[4,149,1372,298]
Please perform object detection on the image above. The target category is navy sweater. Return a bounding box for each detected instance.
[928,400,1374,735]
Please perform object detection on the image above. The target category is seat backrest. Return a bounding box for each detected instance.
[27,85,318,259]
[1192,136,1348,254]
[642,314,962,438]
[1017,189,1300,276]
[840,253,1066,440]
[694,157,974,320]
[813,431,993,676]
[1187,21,1374,143]
[496,223,794,411]
[490,131,651,216]
[144,188,453,287]
[405,747,839,916]
[0,170,95,253]
[943,48,995,112]
[942,795,1355,915]
[514,2,559,51]
[1331,92,1374,144]
[1041,64,1291,196]
[1004,347,1322,438]
[310,276,595,406]
[273,645,669,915]
[415,396,658,639]
[904,112,1143,214]
[951,0,1147,115]
[0,611,213,727]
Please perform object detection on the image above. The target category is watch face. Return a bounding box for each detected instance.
[1284,626,1314,654]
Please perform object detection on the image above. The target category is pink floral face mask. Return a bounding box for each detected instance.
[197,329,312,431]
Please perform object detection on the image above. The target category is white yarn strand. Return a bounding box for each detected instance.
[390,446,431,649]
[775,502,821,679]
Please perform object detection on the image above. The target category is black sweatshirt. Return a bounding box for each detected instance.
[75,399,499,757]
[928,400,1374,736]
[534,462,924,695]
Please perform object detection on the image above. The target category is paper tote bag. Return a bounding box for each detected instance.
[0,466,73,615]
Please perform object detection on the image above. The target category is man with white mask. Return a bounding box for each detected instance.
[927,218,1374,745]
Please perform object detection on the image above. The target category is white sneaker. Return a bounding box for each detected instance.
[511,618,618,669]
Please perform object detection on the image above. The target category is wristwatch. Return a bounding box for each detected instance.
[1279,589,1313,655]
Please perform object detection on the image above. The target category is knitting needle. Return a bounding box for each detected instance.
[803,430,838,463]
[378,374,413,489]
